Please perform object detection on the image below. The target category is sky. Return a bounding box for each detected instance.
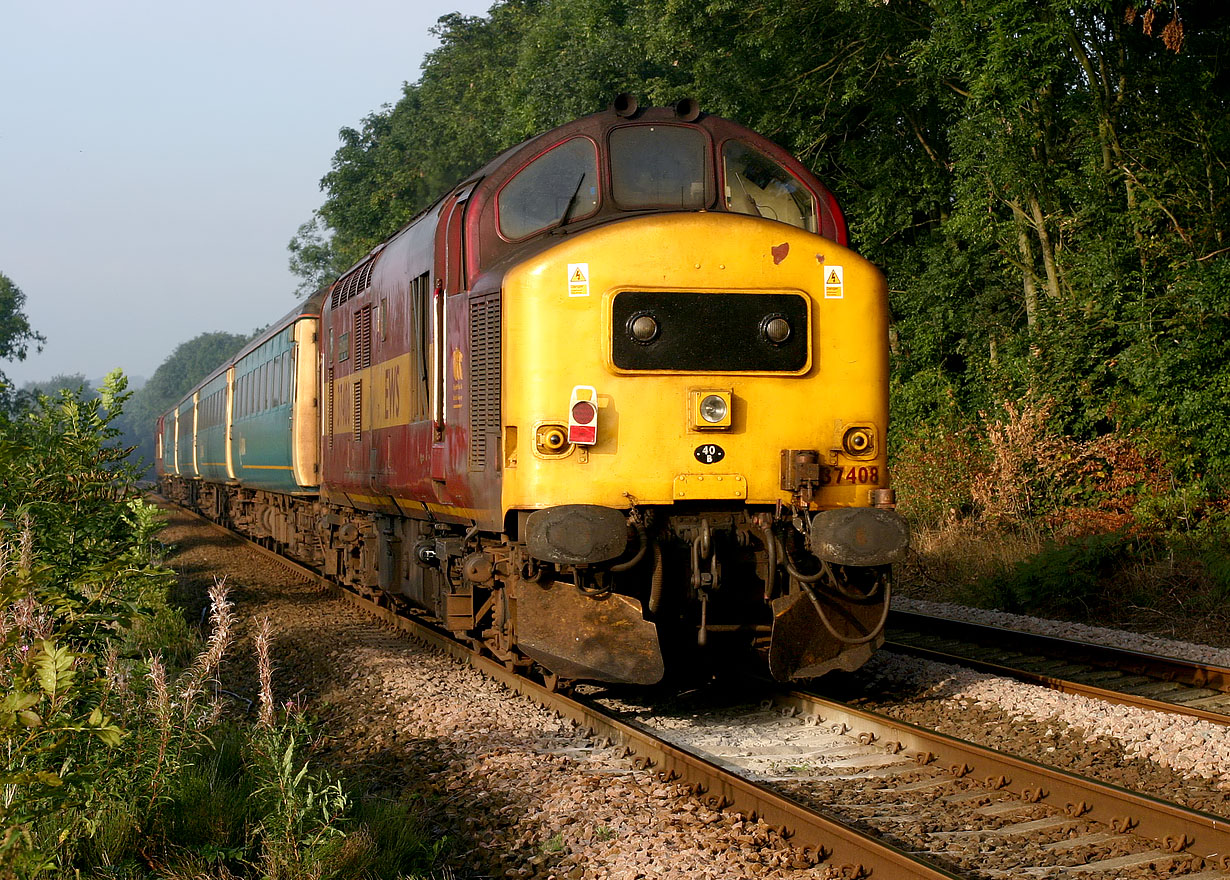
[0,0,493,387]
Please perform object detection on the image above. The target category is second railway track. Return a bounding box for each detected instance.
[885,608,1230,726]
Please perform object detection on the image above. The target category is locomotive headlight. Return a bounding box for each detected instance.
[842,426,875,457]
[761,315,792,345]
[700,395,728,423]
[628,313,660,343]
[691,389,732,430]
[535,424,569,455]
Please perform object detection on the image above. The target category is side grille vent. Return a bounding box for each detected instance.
[468,293,500,470]
[354,305,373,369]
[352,380,362,441]
[331,259,376,310]
[326,366,334,449]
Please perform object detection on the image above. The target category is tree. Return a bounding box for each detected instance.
[288,0,1230,485]
[0,272,46,395]
[288,214,348,297]
[22,373,98,400]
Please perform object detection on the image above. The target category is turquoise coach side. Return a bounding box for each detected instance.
[231,326,299,492]
[160,411,177,475]
[175,398,196,477]
[196,369,230,483]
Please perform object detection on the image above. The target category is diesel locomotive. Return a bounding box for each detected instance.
[157,96,908,687]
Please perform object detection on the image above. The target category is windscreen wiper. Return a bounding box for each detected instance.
[555,174,587,229]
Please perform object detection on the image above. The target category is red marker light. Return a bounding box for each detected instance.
[571,400,596,424]
[568,386,599,445]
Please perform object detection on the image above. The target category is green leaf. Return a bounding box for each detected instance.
[34,640,77,698]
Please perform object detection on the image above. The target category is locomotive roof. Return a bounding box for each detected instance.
[327,99,847,295]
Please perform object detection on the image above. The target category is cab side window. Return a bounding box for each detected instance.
[498,137,599,240]
[721,141,817,233]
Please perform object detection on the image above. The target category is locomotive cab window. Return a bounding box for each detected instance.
[610,125,710,210]
[721,141,817,232]
[497,137,599,240]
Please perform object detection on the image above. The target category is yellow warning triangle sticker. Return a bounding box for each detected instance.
[827,270,841,285]
[571,267,587,283]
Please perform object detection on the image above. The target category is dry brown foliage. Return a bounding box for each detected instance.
[1162,17,1185,52]
[971,399,1065,522]
[967,398,1172,532]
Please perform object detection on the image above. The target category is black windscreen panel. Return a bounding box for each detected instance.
[469,293,501,470]
[612,291,809,372]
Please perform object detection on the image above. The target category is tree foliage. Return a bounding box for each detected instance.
[289,0,1230,492]
[0,273,46,401]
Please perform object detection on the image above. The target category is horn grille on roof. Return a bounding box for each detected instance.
[331,258,376,309]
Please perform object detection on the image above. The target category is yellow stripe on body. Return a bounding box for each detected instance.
[325,352,425,436]
[345,491,483,520]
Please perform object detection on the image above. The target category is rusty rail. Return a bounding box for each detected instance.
[888,609,1230,725]
[782,688,1230,868]
[156,498,959,879]
[158,499,1230,875]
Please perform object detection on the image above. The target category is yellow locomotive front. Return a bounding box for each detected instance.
[500,211,908,684]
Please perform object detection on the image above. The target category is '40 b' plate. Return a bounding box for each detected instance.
[694,443,725,464]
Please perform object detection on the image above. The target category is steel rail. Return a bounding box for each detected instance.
[155,498,960,879]
[887,640,1230,726]
[889,609,1230,693]
[782,688,1230,868]
[157,499,1230,873]
[887,610,1230,725]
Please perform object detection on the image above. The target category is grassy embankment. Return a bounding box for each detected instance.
[1,374,449,880]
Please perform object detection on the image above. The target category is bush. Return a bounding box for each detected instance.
[972,531,1142,616]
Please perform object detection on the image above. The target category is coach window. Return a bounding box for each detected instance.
[610,125,709,210]
[721,141,817,233]
[498,137,599,240]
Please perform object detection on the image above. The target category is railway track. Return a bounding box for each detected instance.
[886,608,1230,725]
[156,498,1230,878]
[595,683,1230,878]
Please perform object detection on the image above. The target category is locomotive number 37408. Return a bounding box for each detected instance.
[827,465,880,485]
